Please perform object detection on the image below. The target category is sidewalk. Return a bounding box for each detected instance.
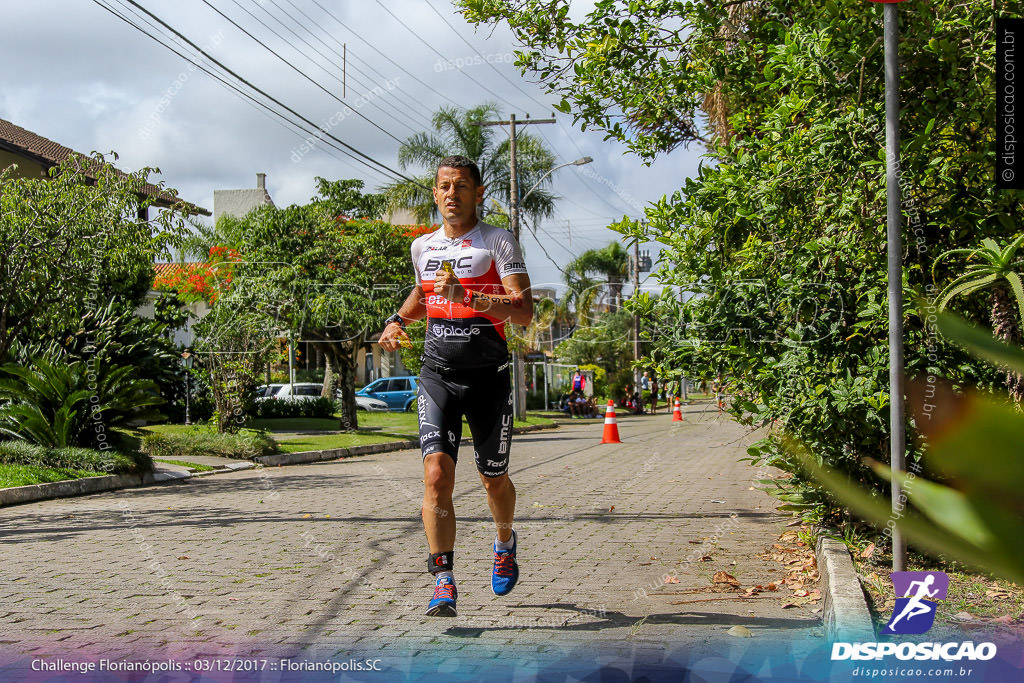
[0,401,821,677]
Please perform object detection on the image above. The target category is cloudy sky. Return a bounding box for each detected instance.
[0,0,704,292]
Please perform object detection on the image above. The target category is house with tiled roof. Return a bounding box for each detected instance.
[0,117,210,218]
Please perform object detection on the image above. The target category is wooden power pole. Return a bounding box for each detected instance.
[472,113,556,421]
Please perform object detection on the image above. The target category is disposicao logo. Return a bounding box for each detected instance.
[885,571,948,635]
[831,571,997,662]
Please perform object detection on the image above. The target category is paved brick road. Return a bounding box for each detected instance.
[0,403,822,678]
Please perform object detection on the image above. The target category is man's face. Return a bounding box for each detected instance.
[433,166,484,225]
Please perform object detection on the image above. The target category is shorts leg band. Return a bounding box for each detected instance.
[428,551,454,575]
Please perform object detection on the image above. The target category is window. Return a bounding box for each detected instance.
[297,385,322,396]
[390,379,410,391]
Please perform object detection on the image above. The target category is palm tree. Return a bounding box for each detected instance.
[935,233,1024,403]
[562,242,631,326]
[382,103,558,226]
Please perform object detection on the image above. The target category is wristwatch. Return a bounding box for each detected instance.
[385,313,405,329]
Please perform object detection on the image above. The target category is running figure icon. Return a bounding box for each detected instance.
[885,571,948,635]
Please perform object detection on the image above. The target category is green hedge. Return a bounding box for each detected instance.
[0,440,151,474]
[249,397,334,420]
[142,428,277,461]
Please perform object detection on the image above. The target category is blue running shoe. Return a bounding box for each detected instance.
[426,575,457,617]
[491,530,519,596]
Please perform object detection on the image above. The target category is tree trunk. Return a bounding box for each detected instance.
[335,341,359,431]
[991,286,1024,405]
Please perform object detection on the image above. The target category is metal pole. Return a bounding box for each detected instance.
[508,115,526,420]
[184,371,191,425]
[883,2,907,572]
[544,355,550,411]
[633,241,641,393]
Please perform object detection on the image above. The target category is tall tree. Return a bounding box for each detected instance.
[0,153,186,358]
[561,241,630,327]
[461,0,1015,528]
[382,102,558,226]
[222,179,415,430]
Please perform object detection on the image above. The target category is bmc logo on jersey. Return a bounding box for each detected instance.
[424,256,473,273]
[501,261,526,273]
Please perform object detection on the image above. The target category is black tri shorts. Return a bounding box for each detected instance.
[416,362,513,478]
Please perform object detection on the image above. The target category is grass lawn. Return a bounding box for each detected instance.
[0,463,104,488]
[153,458,217,472]
[856,552,1024,628]
[140,413,555,456]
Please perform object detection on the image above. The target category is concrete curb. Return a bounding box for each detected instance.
[0,462,256,509]
[816,536,877,642]
[254,422,559,467]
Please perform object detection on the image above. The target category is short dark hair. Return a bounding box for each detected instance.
[436,155,481,186]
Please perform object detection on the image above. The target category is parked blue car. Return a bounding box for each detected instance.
[356,376,419,411]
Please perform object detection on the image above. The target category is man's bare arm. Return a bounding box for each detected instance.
[465,272,534,327]
[379,285,427,352]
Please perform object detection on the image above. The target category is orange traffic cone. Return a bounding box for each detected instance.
[672,397,683,422]
[601,400,621,444]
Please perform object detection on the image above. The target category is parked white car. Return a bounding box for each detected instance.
[256,383,325,402]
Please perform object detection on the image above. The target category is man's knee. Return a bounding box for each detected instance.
[482,473,513,494]
[424,453,455,495]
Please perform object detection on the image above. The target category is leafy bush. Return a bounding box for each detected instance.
[0,355,163,448]
[0,439,150,475]
[249,397,334,420]
[141,428,277,461]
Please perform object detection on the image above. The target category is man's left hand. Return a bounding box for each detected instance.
[434,268,465,303]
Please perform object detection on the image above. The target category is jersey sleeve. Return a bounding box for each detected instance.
[410,235,425,285]
[487,226,528,278]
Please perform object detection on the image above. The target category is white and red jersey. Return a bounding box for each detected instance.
[411,221,527,369]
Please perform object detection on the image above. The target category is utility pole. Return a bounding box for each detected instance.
[472,113,556,421]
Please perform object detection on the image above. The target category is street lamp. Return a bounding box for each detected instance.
[181,349,194,426]
[521,157,593,204]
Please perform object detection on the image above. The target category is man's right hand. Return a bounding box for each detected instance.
[379,322,409,352]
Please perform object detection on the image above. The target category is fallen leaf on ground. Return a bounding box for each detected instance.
[861,543,876,559]
[609,506,615,512]
[727,625,753,638]
[766,583,778,591]
[688,540,703,544]
[713,571,740,587]
[793,590,810,598]
[698,555,713,562]
[639,562,652,566]
[664,576,680,584]
[987,589,1011,600]
[178,556,190,560]
[302,514,311,518]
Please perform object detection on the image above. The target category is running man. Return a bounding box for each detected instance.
[378,155,533,617]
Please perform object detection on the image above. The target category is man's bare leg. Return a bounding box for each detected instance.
[423,452,456,552]
[480,472,516,543]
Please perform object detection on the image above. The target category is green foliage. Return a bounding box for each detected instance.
[799,314,1024,584]
[8,298,186,416]
[0,152,187,358]
[249,397,334,420]
[555,309,634,394]
[935,234,1024,325]
[382,102,557,225]
[0,439,151,475]
[141,428,277,461]
[468,0,1018,527]
[0,356,163,449]
[201,179,415,431]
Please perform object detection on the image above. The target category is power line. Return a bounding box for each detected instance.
[241,0,429,137]
[370,0,524,113]
[423,0,550,111]
[111,0,423,185]
[94,0,394,184]
[199,0,406,144]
